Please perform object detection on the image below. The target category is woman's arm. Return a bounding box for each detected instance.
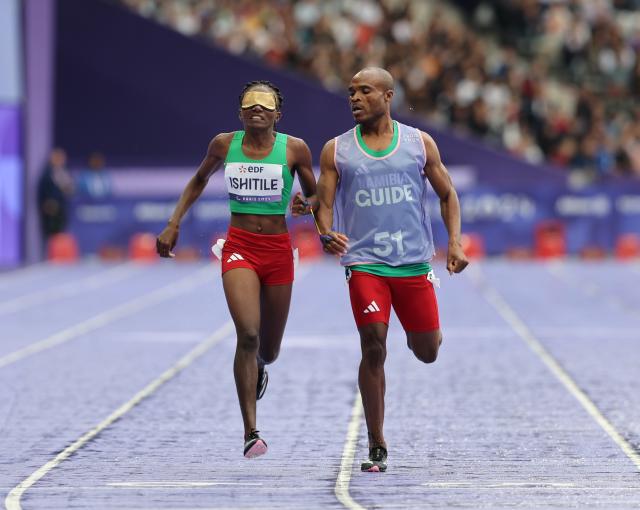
[156,133,232,258]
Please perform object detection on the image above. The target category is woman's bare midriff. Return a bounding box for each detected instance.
[230,213,288,234]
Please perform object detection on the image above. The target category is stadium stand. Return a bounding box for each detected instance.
[118,0,640,181]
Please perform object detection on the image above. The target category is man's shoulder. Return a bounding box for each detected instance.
[396,121,425,137]
[334,126,356,140]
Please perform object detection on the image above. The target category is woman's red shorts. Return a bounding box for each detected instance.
[221,226,294,285]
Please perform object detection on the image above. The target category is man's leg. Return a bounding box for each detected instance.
[407,330,442,363]
[358,322,389,449]
[390,274,442,363]
[222,268,262,440]
[348,271,392,471]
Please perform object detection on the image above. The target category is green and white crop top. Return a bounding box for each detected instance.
[224,131,293,215]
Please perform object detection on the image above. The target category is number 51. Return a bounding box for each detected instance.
[373,230,405,256]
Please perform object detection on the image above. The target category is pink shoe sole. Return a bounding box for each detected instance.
[365,465,380,472]
[244,439,268,459]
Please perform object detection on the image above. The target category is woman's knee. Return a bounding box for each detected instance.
[259,343,280,365]
[236,330,260,353]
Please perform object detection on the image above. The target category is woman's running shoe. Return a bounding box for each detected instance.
[244,430,268,459]
[360,446,387,472]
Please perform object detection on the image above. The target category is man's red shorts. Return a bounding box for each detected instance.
[348,269,440,332]
[221,226,294,285]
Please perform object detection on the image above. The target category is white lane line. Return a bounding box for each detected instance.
[0,264,137,316]
[334,390,365,510]
[4,321,235,510]
[0,266,213,369]
[467,265,640,472]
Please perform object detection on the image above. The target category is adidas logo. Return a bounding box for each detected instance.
[226,253,244,263]
[363,300,381,314]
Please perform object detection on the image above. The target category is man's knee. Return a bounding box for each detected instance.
[360,331,387,367]
[409,331,442,364]
[415,345,439,364]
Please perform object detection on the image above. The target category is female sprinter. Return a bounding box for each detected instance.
[156,81,316,458]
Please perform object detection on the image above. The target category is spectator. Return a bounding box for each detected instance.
[37,148,74,243]
[76,152,112,199]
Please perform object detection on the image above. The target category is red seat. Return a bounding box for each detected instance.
[129,233,158,262]
[579,246,607,260]
[98,245,126,262]
[615,233,640,260]
[460,233,485,259]
[175,246,201,261]
[534,220,566,259]
[47,233,79,263]
[294,229,323,260]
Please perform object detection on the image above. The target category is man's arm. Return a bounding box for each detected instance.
[421,132,469,274]
[315,139,348,255]
[156,133,230,258]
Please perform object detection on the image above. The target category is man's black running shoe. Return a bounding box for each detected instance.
[257,366,268,400]
[361,445,387,472]
[243,430,268,458]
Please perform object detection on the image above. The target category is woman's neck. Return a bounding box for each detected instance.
[243,127,276,149]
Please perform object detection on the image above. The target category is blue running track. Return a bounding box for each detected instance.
[0,259,639,509]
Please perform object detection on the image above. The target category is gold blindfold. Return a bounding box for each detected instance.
[241,91,277,111]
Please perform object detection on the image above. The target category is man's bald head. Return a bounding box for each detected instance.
[353,67,395,92]
[348,67,395,124]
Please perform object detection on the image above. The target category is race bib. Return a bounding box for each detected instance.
[225,162,284,203]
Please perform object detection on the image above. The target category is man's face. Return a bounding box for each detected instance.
[348,74,391,123]
[50,149,67,168]
[239,86,281,129]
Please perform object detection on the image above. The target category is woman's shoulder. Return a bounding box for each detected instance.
[208,131,238,157]
[282,133,310,151]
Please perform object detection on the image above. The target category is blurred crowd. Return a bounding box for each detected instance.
[119,0,640,181]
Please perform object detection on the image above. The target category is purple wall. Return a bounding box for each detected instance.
[54,0,354,166]
[0,106,22,266]
[25,0,56,263]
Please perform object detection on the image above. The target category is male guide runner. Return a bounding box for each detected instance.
[294,67,468,472]
[157,82,316,459]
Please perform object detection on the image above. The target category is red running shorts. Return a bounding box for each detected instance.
[221,226,294,285]
[348,270,440,332]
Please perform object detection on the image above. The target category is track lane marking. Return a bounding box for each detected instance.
[468,265,640,472]
[4,321,235,510]
[0,264,137,316]
[335,390,365,510]
[0,266,213,369]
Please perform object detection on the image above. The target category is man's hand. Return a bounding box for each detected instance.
[156,224,179,258]
[447,240,469,274]
[320,231,349,256]
[291,192,312,217]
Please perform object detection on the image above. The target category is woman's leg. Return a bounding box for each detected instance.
[223,268,261,439]
[258,283,293,365]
